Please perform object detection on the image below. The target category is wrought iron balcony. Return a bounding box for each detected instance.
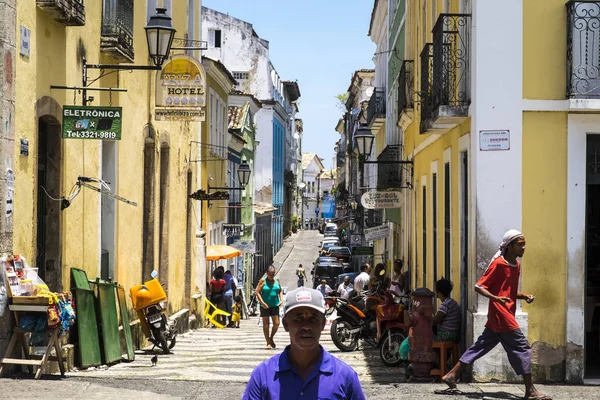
[567,1,600,98]
[337,150,346,165]
[101,0,134,63]
[420,44,434,133]
[365,209,383,229]
[377,145,403,190]
[398,60,414,116]
[432,14,471,118]
[37,0,85,26]
[367,87,386,128]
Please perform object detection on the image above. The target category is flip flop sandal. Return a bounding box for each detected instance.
[270,339,277,349]
[434,388,464,396]
[523,396,552,400]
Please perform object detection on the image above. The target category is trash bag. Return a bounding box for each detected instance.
[399,335,410,360]
[19,314,47,346]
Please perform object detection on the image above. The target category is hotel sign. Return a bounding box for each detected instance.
[155,55,206,121]
[62,106,122,140]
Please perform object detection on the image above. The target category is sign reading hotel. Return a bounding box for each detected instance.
[364,224,390,242]
[479,130,510,151]
[155,55,206,121]
[361,191,402,209]
[62,106,122,140]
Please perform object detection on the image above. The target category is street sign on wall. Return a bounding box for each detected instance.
[479,130,510,151]
[62,106,122,140]
[364,224,390,242]
[155,55,206,121]
[361,191,402,209]
[352,246,374,256]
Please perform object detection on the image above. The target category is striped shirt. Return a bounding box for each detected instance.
[438,297,460,333]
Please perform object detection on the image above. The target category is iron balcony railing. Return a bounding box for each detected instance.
[398,60,414,116]
[365,209,383,229]
[101,0,134,62]
[377,145,403,190]
[567,1,600,98]
[36,0,85,26]
[367,87,386,126]
[420,44,434,132]
[432,14,471,117]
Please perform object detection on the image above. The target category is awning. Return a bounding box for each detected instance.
[206,245,242,261]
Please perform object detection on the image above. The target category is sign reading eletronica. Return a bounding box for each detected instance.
[361,191,402,209]
[479,130,510,151]
[62,106,122,140]
[155,55,206,121]
[364,224,390,242]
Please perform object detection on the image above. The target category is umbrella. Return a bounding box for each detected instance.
[206,245,242,261]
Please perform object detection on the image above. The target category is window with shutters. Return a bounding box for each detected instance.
[422,185,427,287]
[444,162,451,279]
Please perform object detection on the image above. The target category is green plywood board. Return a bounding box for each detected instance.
[70,268,101,368]
[117,285,135,361]
[96,279,121,364]
[71,267,92,290]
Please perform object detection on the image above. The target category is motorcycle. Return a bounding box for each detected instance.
[376,290,409,366]
[130,270,177,354]
[248,291,259,317]
[329,282,387,352]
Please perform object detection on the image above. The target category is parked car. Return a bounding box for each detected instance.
[320,240,341,253]
[312,262,344,290]
[323,223,338,237]
[326,246,352,263]
[314,256,339,265]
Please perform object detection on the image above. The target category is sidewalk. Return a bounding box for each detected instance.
[1,377,597,399]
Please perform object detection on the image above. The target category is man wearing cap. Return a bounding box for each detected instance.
[437,230,552,400]
[242,287,365,400]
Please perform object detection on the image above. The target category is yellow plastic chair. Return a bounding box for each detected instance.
[204,299,231,329]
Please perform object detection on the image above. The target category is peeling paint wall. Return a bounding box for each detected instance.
[0,0,17,363]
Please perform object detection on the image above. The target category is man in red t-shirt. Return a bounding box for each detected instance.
[436,230,552,400]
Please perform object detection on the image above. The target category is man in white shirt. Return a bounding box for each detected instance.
[337,275,354,299]
[353,263,371,293]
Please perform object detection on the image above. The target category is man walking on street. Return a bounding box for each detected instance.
[437,230,552,400]
[337,275,353,299]
[255,266,283,349]
[296,264,307,288]
[243,287,365,399]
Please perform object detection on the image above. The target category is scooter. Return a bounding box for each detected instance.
[130,270,177,354]
[376,290,408,366]
[329,281,386,351]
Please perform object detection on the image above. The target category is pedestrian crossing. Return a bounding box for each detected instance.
[68,315,404,385]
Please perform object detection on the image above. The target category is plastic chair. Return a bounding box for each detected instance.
[204,299,231,329]
[430,341,459,381]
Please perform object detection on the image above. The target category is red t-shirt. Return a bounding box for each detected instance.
[210,278,226,293]
[476,257,521,332]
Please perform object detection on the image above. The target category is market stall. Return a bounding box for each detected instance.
[0,255,75,379]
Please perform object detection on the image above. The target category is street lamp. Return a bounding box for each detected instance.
[237,160,252,188]
[354,126,375,159]
[80,7,177,106]
[145,8,177,67]
[349,198,358,211]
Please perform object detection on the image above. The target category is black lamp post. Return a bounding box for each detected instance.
[237,160,252,188]
[81,8,177,105]
[145,8,177,67]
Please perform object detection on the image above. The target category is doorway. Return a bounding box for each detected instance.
[585,135,600,378]
[101,141,117,281]
[36,117,62,290]
[459,151,469,352]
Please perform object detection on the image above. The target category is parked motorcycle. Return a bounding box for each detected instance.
[376,290,408,366]
[130,270,177,354]
[329,282,386,352]
[248,291,259,317]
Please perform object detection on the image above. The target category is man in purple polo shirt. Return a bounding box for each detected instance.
[242,287,365,400]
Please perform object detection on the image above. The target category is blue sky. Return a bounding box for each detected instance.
[202,0,376,169]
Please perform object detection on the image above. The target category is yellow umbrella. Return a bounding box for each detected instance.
[206,245,242,261]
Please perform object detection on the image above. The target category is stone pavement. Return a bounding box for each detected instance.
[3,231,597,398]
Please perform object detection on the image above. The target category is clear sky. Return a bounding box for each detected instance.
[201,0,376,170]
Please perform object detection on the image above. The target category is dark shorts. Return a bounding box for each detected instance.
[260,306,280,318]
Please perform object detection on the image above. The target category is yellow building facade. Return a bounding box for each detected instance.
[390,0,596,383]
[14,1,204,317]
